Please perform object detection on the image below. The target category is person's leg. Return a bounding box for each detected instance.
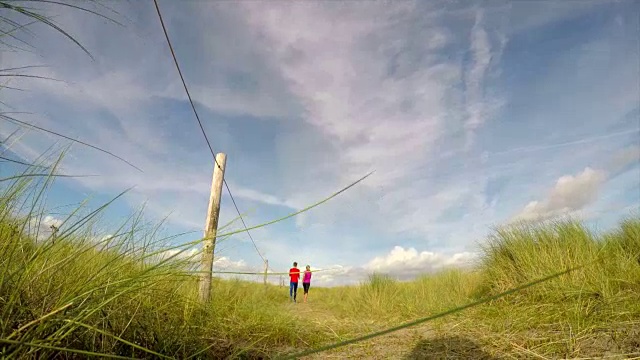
[293,282,298,302]
[289,282,294,301]
[303,283,310,303]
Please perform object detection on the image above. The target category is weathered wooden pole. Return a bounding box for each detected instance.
[199,153,227,303]
[50,224,59,244]
[263,259,269,286]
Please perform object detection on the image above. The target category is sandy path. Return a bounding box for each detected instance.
[286,302,445,359]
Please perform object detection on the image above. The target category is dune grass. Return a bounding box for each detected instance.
[2,161,639,359]
[305,217,640,358]
[0,169,331,359]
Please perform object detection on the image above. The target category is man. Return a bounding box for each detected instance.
[289,261,301,302]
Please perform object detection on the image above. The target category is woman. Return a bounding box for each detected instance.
[302,265,312,303]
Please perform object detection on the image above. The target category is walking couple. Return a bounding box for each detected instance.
[288,262,312,303]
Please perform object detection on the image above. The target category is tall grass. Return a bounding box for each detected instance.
[304,217,640,358]
[0,170,329,359]
[314,270,481,325]
[2,164,639,358]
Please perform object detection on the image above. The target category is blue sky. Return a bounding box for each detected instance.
[1,0,638,286]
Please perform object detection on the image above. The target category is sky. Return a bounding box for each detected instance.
[1,0,638,286]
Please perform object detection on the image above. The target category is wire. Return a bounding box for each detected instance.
[224,182,268,264]
[151,0,215,161]
[190,267,343,276]
[153,0,267,265]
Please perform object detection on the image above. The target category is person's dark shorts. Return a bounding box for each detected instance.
[303,282,310,294]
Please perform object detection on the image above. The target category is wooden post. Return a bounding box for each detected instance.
[263,259,269,286]
[50,224,58,244]
[199,153,227,303]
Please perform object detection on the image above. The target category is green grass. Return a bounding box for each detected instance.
[2,156,636,356]
[2,161,639,359]
[0,168,330,359]
[307,217,640,358]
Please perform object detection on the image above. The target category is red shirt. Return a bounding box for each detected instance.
[289,267,300,283]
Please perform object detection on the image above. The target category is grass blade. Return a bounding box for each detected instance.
[0,114,143,172]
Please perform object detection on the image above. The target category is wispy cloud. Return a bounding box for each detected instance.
[464,8,505,147]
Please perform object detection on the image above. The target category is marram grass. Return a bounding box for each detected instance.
[0,170,327,359]
[1,167,638,358]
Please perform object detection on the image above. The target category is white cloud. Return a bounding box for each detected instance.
[213,256,249,271]
[311,265,369,287]
[365,246,477,280]
[42,215,63,229]
[152,248,267,282]
[306,247,478,287]
[513,145,640,222]
[22,214,64,242]
[513,167,607,221]
[158,248,201,262]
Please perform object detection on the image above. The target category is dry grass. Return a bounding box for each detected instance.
[297,218,640,359]
[0,168,335,358]
[4,162,638,359]
[2,159,639,360]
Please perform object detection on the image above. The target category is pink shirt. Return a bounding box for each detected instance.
[303,270,312,283]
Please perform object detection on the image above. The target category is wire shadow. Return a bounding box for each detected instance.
[405,335,498,360]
